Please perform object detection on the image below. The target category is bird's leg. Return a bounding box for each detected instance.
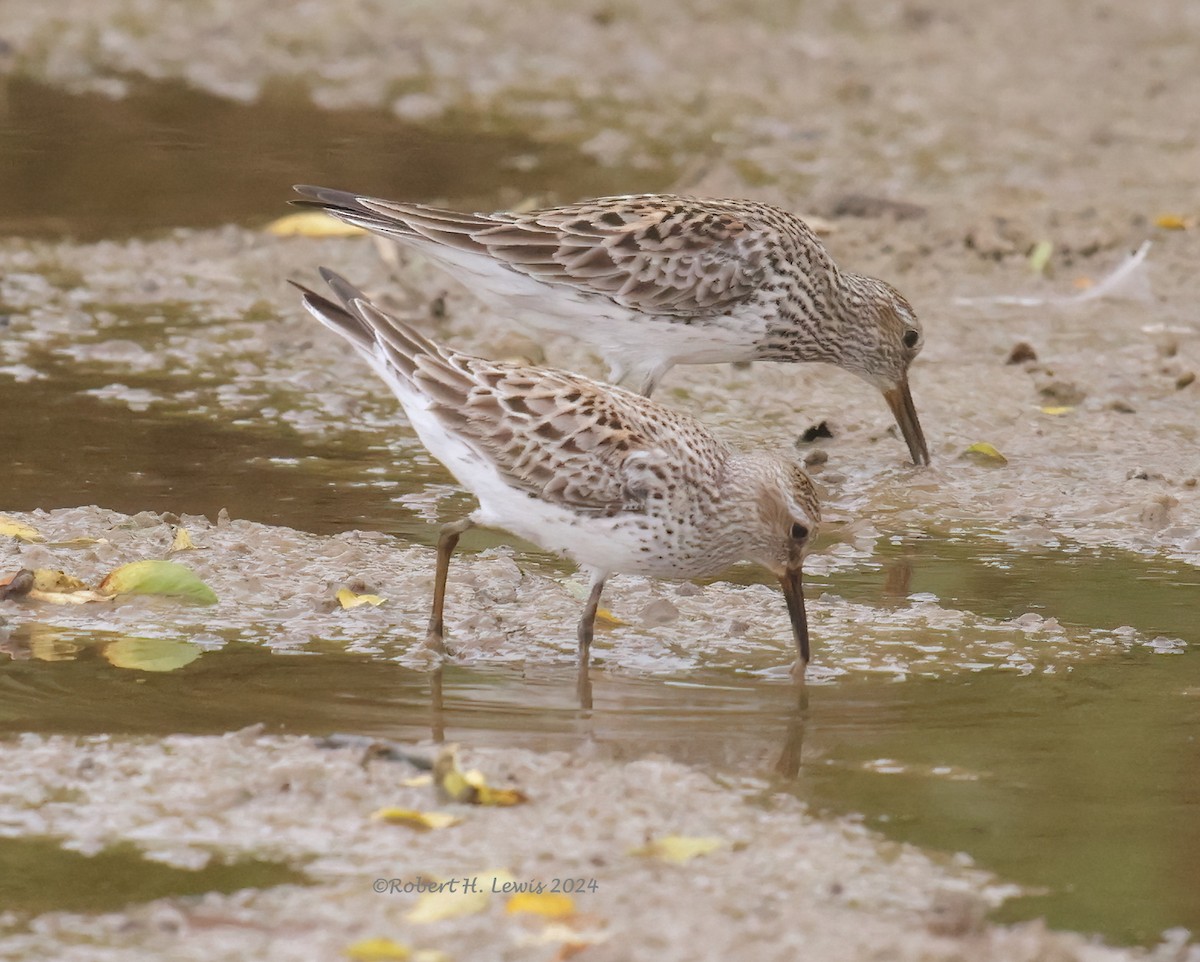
[575,572,607,704]
[426,518,474,653]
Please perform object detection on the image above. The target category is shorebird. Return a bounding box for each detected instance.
[294,269,821,684]
[292,186,930,465]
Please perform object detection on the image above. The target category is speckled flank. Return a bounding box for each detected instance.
[292,187,930,464]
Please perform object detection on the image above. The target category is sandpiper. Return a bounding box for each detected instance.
[295,269,821,683]
[293,186,930,465]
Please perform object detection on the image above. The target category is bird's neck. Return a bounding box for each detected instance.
[757,260,853,365]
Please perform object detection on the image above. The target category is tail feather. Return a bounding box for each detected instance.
[291,185,495,253]
[294,268,476,401]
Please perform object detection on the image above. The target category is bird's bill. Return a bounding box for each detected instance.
[883,377,930,466]
[779,566,810,668]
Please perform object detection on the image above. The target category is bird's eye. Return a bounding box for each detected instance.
[790,522,809,541]
[903,329,920,350]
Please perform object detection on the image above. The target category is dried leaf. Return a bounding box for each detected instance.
[98,560,218,604]
[629,835,725,863]
[562,581,625,625]
[31,569,89,592]
[406,871,512,923]
[1039,406,1074,416]
[267,211,367,237]
[28,588,111,605]
[170,526,197,552]
[1028,239,1053,275]
[433,746,529,806]
[45,537,108,548]
[506,892,576,919]
[103,636,203,672]
[527,923,611,956]
[402,774,434,788]
[0,516,44,543]
[1154,213,1193,230]
[961,442,1008,466]
[337,588,386,609]
[372,808,463,831]
[344,938,412,961]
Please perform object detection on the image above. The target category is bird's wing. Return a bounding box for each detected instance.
[415,355,725,515]
[294,187,772,318]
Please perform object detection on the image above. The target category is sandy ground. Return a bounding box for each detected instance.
[1,0,1199,959]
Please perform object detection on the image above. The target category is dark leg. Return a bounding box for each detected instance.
[575,573,606,707]
[426,518,473,652]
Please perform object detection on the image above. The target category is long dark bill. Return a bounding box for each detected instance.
[779,566,810,667]
[883,376,930,466]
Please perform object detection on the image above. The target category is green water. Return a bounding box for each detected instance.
[0,836,306,917]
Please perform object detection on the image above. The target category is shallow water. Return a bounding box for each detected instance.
[0,836,306,916]
[0,77,655,238]
[3,80,1199,948]
[2,542,1197,945]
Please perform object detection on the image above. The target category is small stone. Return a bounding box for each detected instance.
[924,890,987,938]
[1176,371,1195,390]
[1006,341,1038,364]
[1038,380,1087,405]
[1126,467,1151,481]
[1107,399,1136,413]
[639,598,680,627]
[674,582,702,597]
[804,449,829,468]
[728,619,751,636]
[830,194,926,221]
[217,507,232,527]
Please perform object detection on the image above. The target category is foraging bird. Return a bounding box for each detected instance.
[292,186,930,465]
[294,269,821,684]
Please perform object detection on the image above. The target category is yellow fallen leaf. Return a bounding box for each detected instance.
[406,871,511,924]
[28,588,111,605]
[0,516,44,543]
[413,952,453,962]
[961,442,1008,466]
[30,569,89,593]
[338,588,386,609]
[45,537,108,548]
[525,922,611,950]
[371,808,463,831]
[170,526,197,551]
[506,892,576,919]
[402,774,434,788]
[629,835,725,863]
[266,211,367,237]
[1154,213,1193,230]
[1040,405,1074,415]
[433,746,529,806]
[98,560,218,605]
[1028,239,1053,275]
[103,636,203,672]
[344,937,412,961]
[562,581,625,625]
